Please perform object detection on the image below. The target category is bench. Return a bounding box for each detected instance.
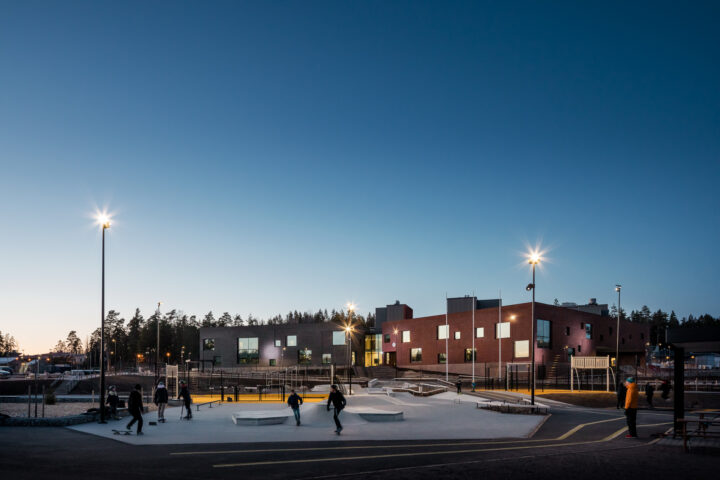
[231,411,289,426]
[677,415,720,452]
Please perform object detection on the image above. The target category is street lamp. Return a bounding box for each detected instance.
[96,211,111,424]
[393,328,399,379]
[346,302,355,395]
[156,301,162,383]
[111,338,116,373]
[615,285,622,386]
[526,250,541,406]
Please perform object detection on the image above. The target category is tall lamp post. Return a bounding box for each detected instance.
[346,302,355,395]
[156,301,162,383]
[97,212,111,424]
[615,285,622,386]
[526,251,540,406]
[393,328,399,379]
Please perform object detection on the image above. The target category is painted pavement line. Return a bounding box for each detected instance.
[299,434,669,480]
[211,423,672,468]
[171,416,624,457]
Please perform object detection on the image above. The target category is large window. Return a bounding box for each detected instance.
[332,331,345,346]
[437,325,449,340]
[537,319,551,348]
[237,337,259,364]
[438,353,447,364]
[476,327,485,338]
[410,348,422,363]
[585,323,593,340]
[514,340,529,358]
[464,348,476,362]
[287,335,297,347]
[402,331,411,343]
[496,322,510,339]
[298,348,312,365]
[203,338,215,351]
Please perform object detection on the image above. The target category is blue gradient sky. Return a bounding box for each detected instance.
[1,1,719,353]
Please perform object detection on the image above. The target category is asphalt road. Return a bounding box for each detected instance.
[1,405,717,480]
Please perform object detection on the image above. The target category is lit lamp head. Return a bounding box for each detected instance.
[527,251,541,265]
[346,302,356,313]
[96,211,112,230]
[615,284,621,292]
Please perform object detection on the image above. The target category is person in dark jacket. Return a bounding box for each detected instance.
[660,380,671,400]
[179,380,192,419]
[326,385,347,434]
[287,389,304,426]
[616,380,627,409]
[106,385,119,420]
[456,379,462,394]
[154,381,169,423]
[645,382,655,408]
[126,384,144,435]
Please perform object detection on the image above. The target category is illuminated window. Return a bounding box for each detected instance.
[537,319,551,348]
[402,331,411,343]
[298,348,312,365]
[237,338,259,364]
[496,322,510,339]
[332,331,345,345]
[410,348,422,362]
[454,331,461,340]
[476,327,484,338]
[514,340,529,358]
[438,353,446,364]
[464,349,476,362]
[322,353,332,364]
[437,325,449,340]
[287,335,297,347]
[275,339,281,347]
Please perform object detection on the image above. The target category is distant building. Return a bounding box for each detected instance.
[560,298,609,317]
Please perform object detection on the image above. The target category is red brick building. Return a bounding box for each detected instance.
[379,299,649,376]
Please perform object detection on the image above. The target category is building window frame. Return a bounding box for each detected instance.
[410,348,422,363]
[464,348,476,362]
[514,340,529,358]
[237,337,259,364]
[537,319,551,349]
[437,353,447,364]
[287,335,297,347]
[402,331,411,343]
[437,325,449,340]
[476,327,484,338]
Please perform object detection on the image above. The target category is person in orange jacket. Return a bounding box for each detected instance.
[624,377,639,438]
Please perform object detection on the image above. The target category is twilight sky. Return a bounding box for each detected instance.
[1,1,719,354]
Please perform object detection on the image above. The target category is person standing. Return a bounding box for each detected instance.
[126,384,144,435]
[624,377,639,438]
[456,378,462,394]
[154,381,169,423]
[106,385,119,420]
[660,380,671,400]
[616,379,627,409]
[179,380,192,419]
[326,385,346,435]
[644,382,655,409]
[287,389,304,426]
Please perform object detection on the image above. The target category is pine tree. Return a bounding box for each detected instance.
[218,312,232,327]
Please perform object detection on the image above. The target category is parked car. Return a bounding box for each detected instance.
[0,366,14,375]
[0,370,10,379]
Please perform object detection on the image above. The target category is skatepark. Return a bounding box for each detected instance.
[69,388,547,445]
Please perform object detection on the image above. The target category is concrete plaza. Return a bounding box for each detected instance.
[69,390,546,445]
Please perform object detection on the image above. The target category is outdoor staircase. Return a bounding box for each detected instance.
[547,354,562,381]
[366,366,397,380]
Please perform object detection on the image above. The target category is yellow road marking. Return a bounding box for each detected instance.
[171,416,627,457]
[212,423,672,468]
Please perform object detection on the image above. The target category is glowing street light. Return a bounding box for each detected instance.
[346,303,356,395]
[526,250,541,406]
[95,210,112,424]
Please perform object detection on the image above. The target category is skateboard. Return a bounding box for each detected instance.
[112,429,132,435]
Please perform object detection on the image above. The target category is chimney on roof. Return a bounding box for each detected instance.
[589,298,597,305]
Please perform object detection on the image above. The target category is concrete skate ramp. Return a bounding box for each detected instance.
[297,403,367,428]
[232,411,289,426]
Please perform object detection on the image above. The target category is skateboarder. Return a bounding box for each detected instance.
[644,382,655,409]
[287,389,304,426]
[126,384,144,435]
[326,385,346,434]
[154,381,169,423]
[106,385,119,420]
[624,377,639,438]
[179,380,192,419]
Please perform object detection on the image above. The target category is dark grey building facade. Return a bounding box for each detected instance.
[199,322,358,369]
